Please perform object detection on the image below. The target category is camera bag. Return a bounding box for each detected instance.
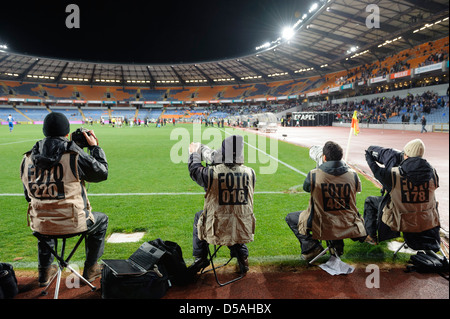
[101,264,169,299]
[101,244,170,299]
[147,238,193,286]
[406,251,449,277]
[0,263,19,299]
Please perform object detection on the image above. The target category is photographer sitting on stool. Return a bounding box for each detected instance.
[363,139,440,249]
[187,135,256,275]
[20,112,109,287]
[285,141,366,261]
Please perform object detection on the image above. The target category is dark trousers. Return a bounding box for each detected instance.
[364,195,400,242]
[37,211,109,269]
[363,196,382,238]
[285,211,321,254]
[192,210,248,259]
[364,196,440,251]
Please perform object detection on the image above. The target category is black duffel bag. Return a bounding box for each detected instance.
[0,263,19,299]
[406,250,449,279]
[101,242,170,299]
[148,238,194,286]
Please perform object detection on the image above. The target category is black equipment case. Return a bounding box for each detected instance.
[101,242,170,299]
[101,263,170,299]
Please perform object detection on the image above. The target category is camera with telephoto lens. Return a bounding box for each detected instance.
[71,127,91,148]
[309,145,323,167]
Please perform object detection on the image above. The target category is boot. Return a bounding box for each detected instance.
[301,245,324,262]
[38,265,58,287]
[330,240,344,257]
[82,263,103,283]
[236,255,249,274]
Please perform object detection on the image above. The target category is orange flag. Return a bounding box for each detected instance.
[351,111,360,136]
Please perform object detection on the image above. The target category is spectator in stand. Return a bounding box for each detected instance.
[421,115,427,133]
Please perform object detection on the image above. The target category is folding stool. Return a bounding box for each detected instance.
[33,231,97,299]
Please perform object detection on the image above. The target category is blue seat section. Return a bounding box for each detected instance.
[138,108,163,120]
[163,109,186,116]
[139,90,164,101]
[81,107,110,121]
[110,108,137,120]
[17,107,50,121]
[48,107,84,121]
[0,106,18,121]
[1,83,43,98]
[0,107,29,121]
[387,104,449,124]
[208,111,230,119]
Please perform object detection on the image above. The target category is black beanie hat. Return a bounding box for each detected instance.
[43,112,70,137]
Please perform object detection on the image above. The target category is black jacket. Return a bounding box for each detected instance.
[365,151,438,192]
[365,146,403,193]
[21,137,108,201]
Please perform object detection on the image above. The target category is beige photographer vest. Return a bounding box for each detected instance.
[298,168,366,240]
[197,164,256,246]
[382,166,440,232]
[21,151,94,235]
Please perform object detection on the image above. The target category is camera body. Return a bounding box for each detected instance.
[366,146,403,170]
[71,127,91,148]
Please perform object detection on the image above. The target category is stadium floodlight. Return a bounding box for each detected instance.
[282,27,295,40]
[309,3,319,13]
[255,42,271,51]
[346,46,359,54]
[0,44,7,50]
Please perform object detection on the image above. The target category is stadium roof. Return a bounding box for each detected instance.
[0,0,448,88]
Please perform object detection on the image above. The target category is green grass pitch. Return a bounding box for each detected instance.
[0,122,401,269]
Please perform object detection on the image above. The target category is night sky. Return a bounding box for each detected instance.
[0,0,311,64]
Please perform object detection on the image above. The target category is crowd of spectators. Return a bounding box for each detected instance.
[303,90,448,124]
[163,88,448,125]
[322,40,448,89]
[419,48,448,66]
[193,101,296,117]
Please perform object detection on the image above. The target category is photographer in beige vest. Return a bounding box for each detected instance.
[286,141,366,261]
[364,139,440,250]
[187,135,256,275]
[20,112,109,287]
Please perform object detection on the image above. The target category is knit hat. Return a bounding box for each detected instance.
[403,139,425,158]
[43,112,70,137]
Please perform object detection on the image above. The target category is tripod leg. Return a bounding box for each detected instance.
[393,242,406,259]
[40,266,59,296]
[309,247,330,265]
[54,268,62,299]
[66,264,97,291]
